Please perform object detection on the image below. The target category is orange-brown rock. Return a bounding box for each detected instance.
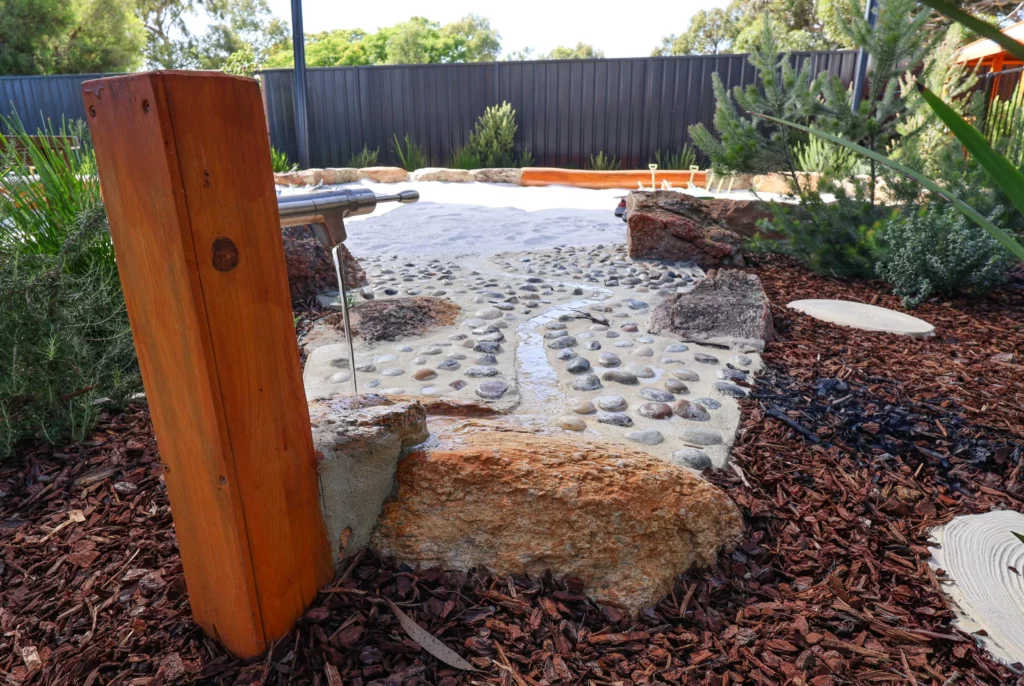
[626,191,745,267]
[371,421,743,612]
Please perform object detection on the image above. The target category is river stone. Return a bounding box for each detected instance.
[474,341,503,354]
[436,359,460,371]
[598,352,621,367]
[371,422,743,611]
[634,346,654,357]
[601,370,639,385]
[718,368,748,382]
[638,402,673,419]
[413,368,437,381]
[693,352,719,364]
[475,307,503,320]
[584,341,602,351]
[548,336,578,349]
[696,397,721,410]
[466,366,499,378]
[681,427,723,446]
[624,365,655,379]
[381,368,405,377]
[476,354,498,365]
[639,387,674,403]
[672,369,700,382]
[566,357,592,374]
[596,412,634,427]
[476,381,509,400]
[671,448,712,471]
[713,381,747,398]
[571,374,602,391]
[568,398,596,414]
[556,348,577,360]
[729,355,753,367]
[665,344,689,353]
[596,395,628,412]
[557,416,587,431]
[674,399,711,421]
[626,429,664,445]
[665,379,689,394]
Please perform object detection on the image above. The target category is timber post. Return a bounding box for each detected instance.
[82,71,333,659]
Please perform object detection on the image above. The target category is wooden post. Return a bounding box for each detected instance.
[82,71,333,659]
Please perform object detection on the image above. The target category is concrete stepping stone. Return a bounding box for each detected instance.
[788,299,934,338]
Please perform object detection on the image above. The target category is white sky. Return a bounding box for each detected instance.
[263,0,732,59]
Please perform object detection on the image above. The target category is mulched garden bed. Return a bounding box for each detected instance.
[2,254,1023,685]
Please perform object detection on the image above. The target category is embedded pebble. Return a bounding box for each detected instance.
[693,352,719,364]
[638,402,673,419]
[380,368,405,377]
[466,366,499,377]
[639,387,674,402]
[566,357,591,374]
[633,346,654,357]
[436,359,460,371]
[665,344,689,353]
[420,346,442,355]
[568,398,596,414]
[596,412,633,427]
[665,379,689,393]
[680,427,723,445]
[476,354,498,365]
[328,370,350,384]
[547,336,577,349]
[729,355,753,367]
[374,354,398,364]
[355,363,376,373]
[474,341,502,354]
[598,352,621,368]
[584,341,602,351]
[626,429,664,445]
[557,416,586,431]
[672,369,700,382]
[601,370,638,385]
[624,365,655,378]
[449,379,467,390]
[476,380,509,399]
[672,448,712,470]
[475,307,502,320]
[595,395,628,412]
[571,374,602,391]
[674,399,711,421]
[718,368,748,382]
[556,348,577,361]
[413,368,437,381]
[696,397,721,410]
[713,381,747,398]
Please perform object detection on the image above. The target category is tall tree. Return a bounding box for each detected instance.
[0,0,144,75]
[543,43,605,59]
[653,6,740,56]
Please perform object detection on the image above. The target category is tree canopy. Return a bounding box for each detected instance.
[0,0,145,75]
[542,43,605,59]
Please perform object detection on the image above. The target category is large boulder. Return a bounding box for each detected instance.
[371,420,744,612]
[626,191,745,267]
[701,198,774,239]
[281,225,367,304]
[310,397,428,561]
[358,166,409,183]
[410,167,473,182]
[648,269,773,348]
[470,168,522,184]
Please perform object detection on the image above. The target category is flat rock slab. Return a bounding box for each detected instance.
[930,510,1024,665]
[788,299,934,338]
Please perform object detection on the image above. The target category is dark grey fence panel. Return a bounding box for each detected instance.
[261,51,857,170]
[0,73,114,133]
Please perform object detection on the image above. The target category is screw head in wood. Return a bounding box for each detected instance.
[212,237,239,272]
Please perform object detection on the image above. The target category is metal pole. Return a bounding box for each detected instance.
[290,0,310,169]
[851,0,879,113]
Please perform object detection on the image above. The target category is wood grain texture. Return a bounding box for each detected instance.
[83,71,332,658]
[520,167,708,190]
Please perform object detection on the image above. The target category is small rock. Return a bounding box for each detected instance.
[476,381,510,400]
[598,352,621,368]
[693,352,719,364]
[672,369,700,382]
[713,382,747,398]
[674,399,711,421]
[328,370,351,384]
[633,346,654,357]
[680,427,723,446]
[624,365,655,378]
[626,429,664,445]
[639,387,674,403]
[596,412,634,427]
[474,341,503,354]
[568,398,596,414]
[584,341,602,351]
[596,395,628,412]
[557,416,587,431]
[665,379,689,393]
[718,368,748,382]
[413,369,437,381]
[466,366,499,377]
[566,357,591,374]
[638,402,673,419]
[729,355,752,367]
[449,379,467,390]
[671,448,712,471]
[548,336,578,349]
[696,397,721,410]
[601,370,639,385]
[475,354,499,365]
[475,307,502,320]
[556,348,577,360]
[381,368,405,377]
[665,344,689,353]
[571,374,602,391]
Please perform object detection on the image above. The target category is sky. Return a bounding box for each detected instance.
[263,0,733,59]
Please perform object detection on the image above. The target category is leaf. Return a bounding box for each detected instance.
[383,598,477,671]
[754,113,1024,262]
[920,87,1024,220]
[1013,532,1024,545]
[918,0,1024,63]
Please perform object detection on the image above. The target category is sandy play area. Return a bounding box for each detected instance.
[295,180,762,469]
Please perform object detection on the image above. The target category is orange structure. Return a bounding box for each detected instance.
[956,19,1024,70]
[82,71,334,659]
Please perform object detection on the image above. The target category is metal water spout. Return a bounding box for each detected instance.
[277,187,419,397]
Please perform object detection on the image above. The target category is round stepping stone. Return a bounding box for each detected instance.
[412,356,427,365]
[672,369,700,382]
[566,357,591,374]
[548,336,577,349]
[695,397,721,410]
[788,299,934,338]
[674,399,711,421]
[476,380,509,400]
[626,429,663,445]
[596,395,628,412]
[693,352,719,364]
[413,369,437,381]
[598,352,621,368]
[681,427,723,446]
[672,448,712,471]
[639,387,674,403]
[466,366,499,377]
[568,398,596,414]
[713,381,747,398]
[601,370,639,385]
[638,402,673,419]
[596,412,633,427]
[557,416,586,431]
[571,374,602,391]
[665,344,689,353]
[381,368,405,377]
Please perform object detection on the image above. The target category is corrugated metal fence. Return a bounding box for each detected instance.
[1,52,857,168]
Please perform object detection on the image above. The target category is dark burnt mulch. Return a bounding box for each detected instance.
[2,254,1024,685]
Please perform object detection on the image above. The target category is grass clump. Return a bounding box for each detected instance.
[652,144,697,170]
[270,146,295,173]
[392,133,426,171]
[449,145,482,170]
[349,144,379,168]
[588,151,620,171]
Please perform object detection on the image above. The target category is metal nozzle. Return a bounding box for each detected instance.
[276,187,420,250]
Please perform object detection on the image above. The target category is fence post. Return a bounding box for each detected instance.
[82,70,334,659]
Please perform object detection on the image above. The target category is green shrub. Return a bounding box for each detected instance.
[467,101,517,167]
[875,204,1012,307]
[392,133,426,171]
[0,204,141,459]
[758,182,888,279]
[270,146,295,173]
[793,136,860,177]
[653,144,697,170]
[518,147,535,167]
[349,144,379,168]
[449,145,482,170]
[588,150,620,171]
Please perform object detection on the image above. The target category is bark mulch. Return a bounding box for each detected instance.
[2,254,1023,685]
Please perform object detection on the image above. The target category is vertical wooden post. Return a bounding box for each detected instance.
[83,71,333,659]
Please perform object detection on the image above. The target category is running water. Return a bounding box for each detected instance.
[332,245,360,402]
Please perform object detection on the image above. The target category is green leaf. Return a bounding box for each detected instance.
[754,113,1024,262]
[918,0,1024,63]
[920,88,1024,221]
[1015,531,1024,546]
